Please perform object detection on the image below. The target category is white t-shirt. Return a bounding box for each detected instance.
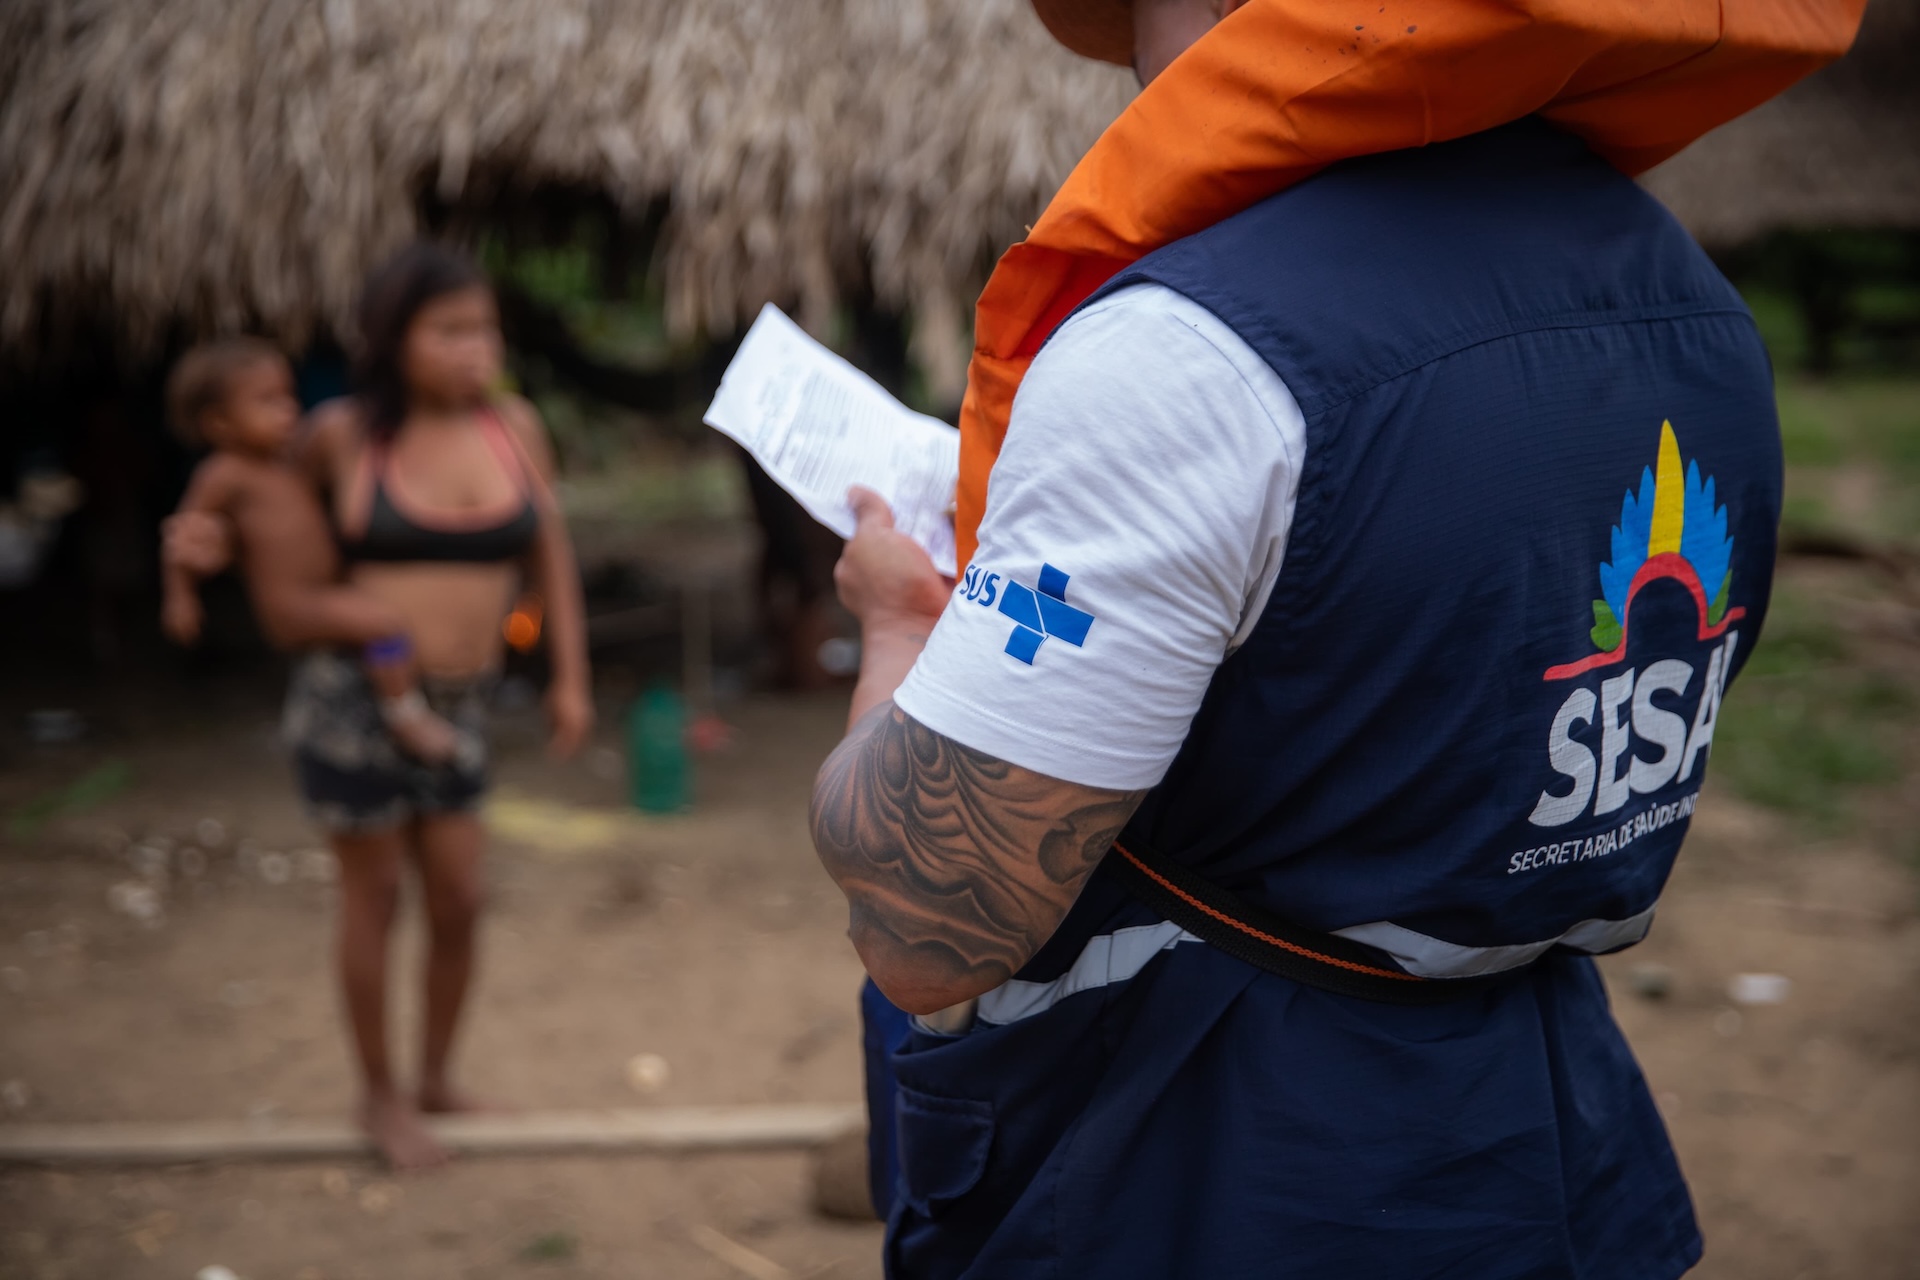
[894,284,1307,790]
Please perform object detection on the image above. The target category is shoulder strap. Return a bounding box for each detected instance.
[479,405,538,496]
[341,420,383,540]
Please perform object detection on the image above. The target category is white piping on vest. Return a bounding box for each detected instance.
[974,921,1199,1027]
[1331,905,1659,979]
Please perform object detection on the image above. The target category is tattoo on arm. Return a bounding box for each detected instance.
[810,702,1146,1008]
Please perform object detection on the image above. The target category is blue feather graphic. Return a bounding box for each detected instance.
[1597,466,1655,622]
[1679,461,1733,601]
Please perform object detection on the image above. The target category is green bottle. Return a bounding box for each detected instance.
[628,683,690,813]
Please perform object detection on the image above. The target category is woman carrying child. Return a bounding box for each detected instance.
[166,243,591,1168]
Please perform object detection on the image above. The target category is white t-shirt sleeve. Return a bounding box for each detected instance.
[892,283,1307,790]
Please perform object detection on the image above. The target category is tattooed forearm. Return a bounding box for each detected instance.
[810,701,1146,1013]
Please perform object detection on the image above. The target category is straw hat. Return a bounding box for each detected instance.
[1031,0,1134,65]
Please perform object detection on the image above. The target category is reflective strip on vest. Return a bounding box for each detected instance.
[1332,905,1659,980]
[976,921,1199,1027]
[972,907,1656,1025]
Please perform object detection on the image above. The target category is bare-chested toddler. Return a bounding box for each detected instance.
[161,337,462,762]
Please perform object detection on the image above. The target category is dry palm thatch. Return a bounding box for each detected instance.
[1640,0,1920,246]
[4,0,1912,385]
[0,0,1135,383]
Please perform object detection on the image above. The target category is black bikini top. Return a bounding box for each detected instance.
[341,409,540,564]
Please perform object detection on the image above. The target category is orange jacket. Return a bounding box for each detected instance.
[955,0,1865,566]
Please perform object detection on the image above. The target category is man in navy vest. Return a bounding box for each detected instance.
[810,1,1781,1275]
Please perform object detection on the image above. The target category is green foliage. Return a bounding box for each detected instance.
[1773,383,1847,468]
[558,445,748,526]
[1714,692,1900,824]
[7,760,131,837]
[1775,378,1920,480]
[519,1231,578,1263]
[1720,355,1920,837]
[1724,230,1920,375]
[487,239,599,308]
[1772,377,1920,542]
[1778,492,1834,540]
[1743,288,1808,372]
[1735,584,1848,678]
[1712,585,1903,825]
[480,219,678,359]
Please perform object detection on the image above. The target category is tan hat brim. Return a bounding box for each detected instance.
[1031,0,1134,67]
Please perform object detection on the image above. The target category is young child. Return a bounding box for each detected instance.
[162,337,462,762]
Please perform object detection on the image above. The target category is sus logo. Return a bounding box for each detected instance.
[958,562,1095,665]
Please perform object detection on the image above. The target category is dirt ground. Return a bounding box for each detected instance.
[0,678,1916,1279]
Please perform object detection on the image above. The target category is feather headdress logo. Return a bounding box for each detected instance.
[1544,421,1744,681]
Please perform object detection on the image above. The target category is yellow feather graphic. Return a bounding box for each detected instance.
[1647,420,1684,556]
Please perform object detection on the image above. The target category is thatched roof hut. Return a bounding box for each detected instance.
[0,0,1134,382]
[1639,0,1919,246]
[1,0,1910,385]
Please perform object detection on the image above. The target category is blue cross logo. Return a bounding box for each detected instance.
[996,564,1094,665]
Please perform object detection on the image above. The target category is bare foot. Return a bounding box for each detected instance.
[386,706,461,764]
[417,1084,507,1115]
[359,1093,447,1170]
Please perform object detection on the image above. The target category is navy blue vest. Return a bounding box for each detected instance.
[1097,118,1779,971]
[879,121,1777,1280]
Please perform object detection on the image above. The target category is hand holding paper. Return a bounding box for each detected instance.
[837,484,954,623]
[704,304,960,576]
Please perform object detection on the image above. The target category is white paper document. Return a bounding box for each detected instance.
[704,304,959,575]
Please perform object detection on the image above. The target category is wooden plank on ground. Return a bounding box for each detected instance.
[0,1103,864,1165]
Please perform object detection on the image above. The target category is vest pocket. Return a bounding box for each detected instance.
[894,1085,995,1218]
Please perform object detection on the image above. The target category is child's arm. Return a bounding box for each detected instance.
[246,399,411,650]
[161,459,238,646]
[252,582,411,650]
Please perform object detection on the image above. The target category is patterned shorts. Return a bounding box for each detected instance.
[282,651,492,834]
